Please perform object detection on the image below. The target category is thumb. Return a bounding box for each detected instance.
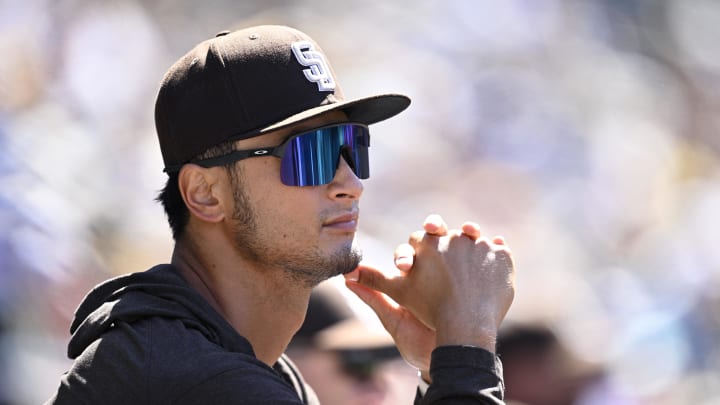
[344,263,403,300]
[345,279,399,325]
[344,278,407,340]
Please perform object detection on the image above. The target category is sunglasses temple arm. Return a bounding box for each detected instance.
[192,147,279,168]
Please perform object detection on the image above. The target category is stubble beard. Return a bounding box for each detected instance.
[229,174,361,288]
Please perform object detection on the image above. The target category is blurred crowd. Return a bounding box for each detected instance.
[1,0,720,404]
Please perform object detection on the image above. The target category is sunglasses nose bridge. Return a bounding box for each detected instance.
[338,145,357,173]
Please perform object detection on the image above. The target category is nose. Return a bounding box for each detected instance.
[328,157,364,200]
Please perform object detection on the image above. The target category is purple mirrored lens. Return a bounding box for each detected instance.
[280,124,369,186]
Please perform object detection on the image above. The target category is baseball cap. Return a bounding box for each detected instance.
[155,25,411,172]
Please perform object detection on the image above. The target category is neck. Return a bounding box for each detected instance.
[171,233,310,367]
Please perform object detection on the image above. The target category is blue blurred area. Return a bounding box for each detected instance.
[1,1,720,404]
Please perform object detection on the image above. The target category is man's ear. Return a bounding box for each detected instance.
[178,164,227,223]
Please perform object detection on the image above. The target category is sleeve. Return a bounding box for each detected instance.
[414,345,505,405]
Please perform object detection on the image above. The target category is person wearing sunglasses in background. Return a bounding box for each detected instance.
[47,25,515,404]
[287,282,409,405]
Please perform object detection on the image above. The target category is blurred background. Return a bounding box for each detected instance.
[1,0,719,404]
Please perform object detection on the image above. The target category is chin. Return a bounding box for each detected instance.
[331,244,363,276]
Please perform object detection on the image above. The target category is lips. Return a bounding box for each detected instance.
[323,211,359,232]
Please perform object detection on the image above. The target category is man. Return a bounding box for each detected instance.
[47,25,515,404]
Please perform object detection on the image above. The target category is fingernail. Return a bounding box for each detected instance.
[395,256,412,269]
[424,214,442,226]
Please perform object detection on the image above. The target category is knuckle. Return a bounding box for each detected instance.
[408,230,425,244]
[475,236,492,250]
[447,232,473,250]
[493,249,516,269]
[493,243,513,257]
[395,243,415,255]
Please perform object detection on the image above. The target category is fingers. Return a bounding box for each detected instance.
[461,221,482,240]
[393,243,415,272]
[426,217,498,245]
[407,214,447,251]
[345,278,400,321]
[490,236,512,256]
[461,220,508,247]
[410,216,511,254]
[345,277,437,371]
[344,264,402,299]
[423,214,448,236]
[344,271,404,334]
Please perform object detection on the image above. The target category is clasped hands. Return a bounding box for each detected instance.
[344,214,516,377]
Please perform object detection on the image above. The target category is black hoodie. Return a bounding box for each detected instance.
[45,265,505,404]
[45,264,318,404]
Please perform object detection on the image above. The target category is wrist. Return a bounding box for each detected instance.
[435,325,498,353]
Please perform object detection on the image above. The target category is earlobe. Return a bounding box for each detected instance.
[178,165,226,223]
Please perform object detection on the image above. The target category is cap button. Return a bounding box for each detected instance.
[215,30,231,37]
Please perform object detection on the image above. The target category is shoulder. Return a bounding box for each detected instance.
[175,365,309,405]
[52,317,308,404]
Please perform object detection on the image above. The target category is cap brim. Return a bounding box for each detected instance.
[259,93,411,135]
[315,318,396,351]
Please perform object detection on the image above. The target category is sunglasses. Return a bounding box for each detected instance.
[191,123,371,187]
[338,346,399,381]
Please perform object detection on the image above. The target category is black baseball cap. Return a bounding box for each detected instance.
[155,25,411,172]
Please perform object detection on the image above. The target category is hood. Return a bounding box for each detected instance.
[67,264,252,359]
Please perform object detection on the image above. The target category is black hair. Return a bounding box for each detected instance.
[156,140,239,240]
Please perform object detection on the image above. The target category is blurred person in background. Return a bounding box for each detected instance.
[45,25,515,404]
[497,323,603,405]
[287,282,411,405]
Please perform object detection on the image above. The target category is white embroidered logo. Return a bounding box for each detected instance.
[291,41,336,92]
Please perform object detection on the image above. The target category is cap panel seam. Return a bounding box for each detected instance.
[211,40,250,133]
